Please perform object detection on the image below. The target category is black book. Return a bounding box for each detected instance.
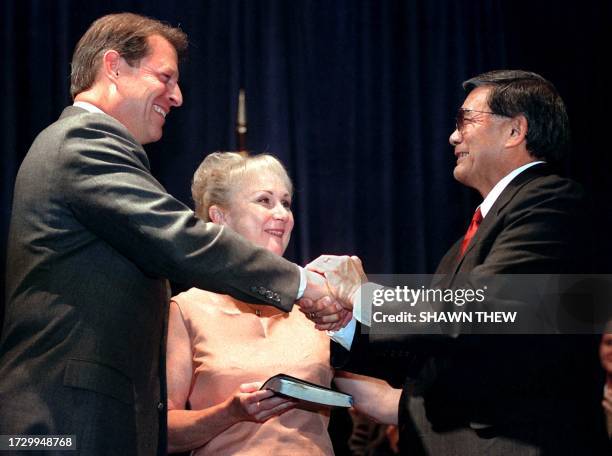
[261,373,353,408]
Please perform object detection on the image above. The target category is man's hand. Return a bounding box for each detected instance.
[300,254,366,330]
[298,297,353,331]
[306,255,367,310]
[302,269,332,301]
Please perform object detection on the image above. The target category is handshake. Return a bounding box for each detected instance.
[297,255,368,331]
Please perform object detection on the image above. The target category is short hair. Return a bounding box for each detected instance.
[463,70,570,163]
[192,152,293,221]
[70,13,188,99]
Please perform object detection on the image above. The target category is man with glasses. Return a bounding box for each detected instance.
[302,70,609,454]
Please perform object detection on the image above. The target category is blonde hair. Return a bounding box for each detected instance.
[191,152,293,221]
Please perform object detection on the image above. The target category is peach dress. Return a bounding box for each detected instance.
[171,288,335,455]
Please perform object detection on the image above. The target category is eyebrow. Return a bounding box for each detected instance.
[158,65,179,78]
[252,190,291,198]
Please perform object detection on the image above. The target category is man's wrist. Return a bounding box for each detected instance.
[296,266,307,299]
[353,282,380,327]
[328,317,357,351]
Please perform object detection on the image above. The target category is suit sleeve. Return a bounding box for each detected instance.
[474,177,585,275]
[339,175,587,366]
[331,324,414,387]
[58,114,299,311]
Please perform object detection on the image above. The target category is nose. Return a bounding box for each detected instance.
[272,203,290,221]
[169,82,183,107]
[449,127,462,146]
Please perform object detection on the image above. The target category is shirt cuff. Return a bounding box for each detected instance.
[353,282,379,327]
[296,266,307,299]
[325,283,381,350]
[328,317,357,351]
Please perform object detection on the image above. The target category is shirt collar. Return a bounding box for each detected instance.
[478,161,545,217]
[73,101,107,116]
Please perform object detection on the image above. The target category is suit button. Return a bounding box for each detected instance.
[250,286,258,293]
[258,287,266,295]
[157,402,164,411]
[265,291,274,299]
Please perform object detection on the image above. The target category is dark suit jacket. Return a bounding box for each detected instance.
[0,107,301,455]
[336,165,609,454]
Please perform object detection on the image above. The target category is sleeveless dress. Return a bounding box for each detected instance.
[171,288,335,455]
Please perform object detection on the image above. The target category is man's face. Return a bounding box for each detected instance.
[448,86,511,197]
[113,34,182,144]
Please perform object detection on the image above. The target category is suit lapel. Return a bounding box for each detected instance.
[488,163,549,217]
[443,163,550,278]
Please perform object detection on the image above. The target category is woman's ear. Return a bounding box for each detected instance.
[209,205,226,224]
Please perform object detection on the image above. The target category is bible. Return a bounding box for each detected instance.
[261,373,353,408]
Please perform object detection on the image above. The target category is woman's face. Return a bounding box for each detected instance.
[220,171,293,256]
[601,333,612,375]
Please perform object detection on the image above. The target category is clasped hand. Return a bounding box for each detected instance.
[298,255,367,331]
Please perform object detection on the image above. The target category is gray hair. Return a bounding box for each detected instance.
[192,152,293,221]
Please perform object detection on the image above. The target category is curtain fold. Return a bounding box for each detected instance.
[2,0,611,319]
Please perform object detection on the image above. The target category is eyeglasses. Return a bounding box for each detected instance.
[455,108,509,131]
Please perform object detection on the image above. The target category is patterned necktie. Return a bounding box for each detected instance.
[459,207,483,256]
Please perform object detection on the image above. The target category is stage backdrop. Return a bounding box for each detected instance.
[2,0,611,320]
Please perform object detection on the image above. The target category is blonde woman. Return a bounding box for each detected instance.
[166,152,400,455]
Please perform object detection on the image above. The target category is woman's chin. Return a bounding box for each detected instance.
[269,246,285,256]
[267,241,287,257]
[253,237,287,256]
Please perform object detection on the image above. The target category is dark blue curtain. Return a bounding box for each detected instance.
[2,0,611,308]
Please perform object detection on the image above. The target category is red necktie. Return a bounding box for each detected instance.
[459,207,483,256]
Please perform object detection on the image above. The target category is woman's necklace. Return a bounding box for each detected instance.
[245,303,262,317]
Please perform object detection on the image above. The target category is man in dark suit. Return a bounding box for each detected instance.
[302,70,609,454]
[0,13,334,455]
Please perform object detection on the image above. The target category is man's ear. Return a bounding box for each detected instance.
[209,205,226,224]
[506,114,528,148]
[101,50,122,82]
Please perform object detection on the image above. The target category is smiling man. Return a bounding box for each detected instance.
[0,13,333,456]
[73,32,183,145]
[303,70,609,454]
